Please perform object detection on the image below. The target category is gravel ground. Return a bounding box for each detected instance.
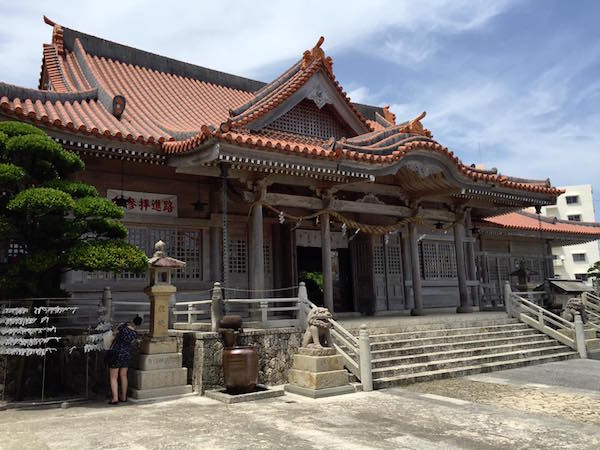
[405,376,600,425]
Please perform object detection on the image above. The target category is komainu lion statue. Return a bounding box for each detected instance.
[561,297,587,323]
[302,307,333,348]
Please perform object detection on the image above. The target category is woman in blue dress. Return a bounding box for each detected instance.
[107,316,142,404]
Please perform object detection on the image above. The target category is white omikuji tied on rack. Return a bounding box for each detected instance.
[84,321,113,353]
[0,304,79,357]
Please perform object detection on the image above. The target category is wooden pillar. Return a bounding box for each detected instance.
[209,227,222,282]
[464,209,479,307]
[248,202,265,298]
[321,212,334,312]
[408,221,423,315]
[401,232,412,310]
[454,211,472,313]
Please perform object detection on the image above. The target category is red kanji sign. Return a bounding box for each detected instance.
[107,189,178,217]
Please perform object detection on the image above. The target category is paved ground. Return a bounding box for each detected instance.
[1,360,599,449]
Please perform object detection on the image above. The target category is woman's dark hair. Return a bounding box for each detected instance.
[133,316,143,326]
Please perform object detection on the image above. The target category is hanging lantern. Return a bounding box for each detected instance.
[278,211,285,224]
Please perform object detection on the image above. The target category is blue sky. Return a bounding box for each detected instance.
[1,0,599,205]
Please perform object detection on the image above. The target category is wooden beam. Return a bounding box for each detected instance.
[263,192,454,221]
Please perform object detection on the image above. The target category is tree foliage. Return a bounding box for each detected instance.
[587,260,600,280]
[0,121,147,298]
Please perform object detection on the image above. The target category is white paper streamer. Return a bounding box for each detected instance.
[0,347,57,356]
[94,322,112,332]
[0,326,57,336]
[33,306,78,315]
[0,336,60,347]
[0,317,38,326]
[84,343,104,353]
[86,334,103,343]
[0,307,29,316]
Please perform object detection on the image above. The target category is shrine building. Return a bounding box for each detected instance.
[2,18,600,316]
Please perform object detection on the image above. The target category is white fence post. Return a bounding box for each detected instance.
[187,304,193,324]
[358,324,373,392]
[574,312,588,359]
[211,282,223,332]
[298,282,308,327]
[260,300,268,324]
[504,281,513,318]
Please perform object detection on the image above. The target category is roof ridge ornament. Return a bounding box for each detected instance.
[382,106,396,125]
[302,36,333,72]
[400,111,432,138]
[43,15,64,56]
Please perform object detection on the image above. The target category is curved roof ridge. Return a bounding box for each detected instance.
[223,37,372,134]
[0,81,97,103]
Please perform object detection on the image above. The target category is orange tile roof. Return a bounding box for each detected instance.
[223,37,371,134]
[0,18,563,196]
[484,211,600,237]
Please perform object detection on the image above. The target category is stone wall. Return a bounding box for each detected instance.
[176,328,302,393]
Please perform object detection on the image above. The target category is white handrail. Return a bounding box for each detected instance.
[506,287,582,354]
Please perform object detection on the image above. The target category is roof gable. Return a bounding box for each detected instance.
[223,37,372,137]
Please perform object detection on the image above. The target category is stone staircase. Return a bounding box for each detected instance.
[349,316,578,389]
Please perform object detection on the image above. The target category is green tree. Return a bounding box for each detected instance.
[0,121,147,298]
[587,260,600,280]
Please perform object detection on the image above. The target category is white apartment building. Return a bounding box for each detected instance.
[541,184,600,283]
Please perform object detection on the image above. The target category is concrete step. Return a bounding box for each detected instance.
[370,328,541,350]
[371,340,561,368]
[347,316,518,335]
[373,351,578,389]
[370,334,552,359]
[367,323,530,342]
[372,345,570,379]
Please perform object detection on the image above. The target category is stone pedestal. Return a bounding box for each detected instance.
[129,336,193,401]
[284,347,354,398]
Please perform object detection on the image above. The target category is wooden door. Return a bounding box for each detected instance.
[384,234,404,311]
[351,233,375,315]
[373,236,388,312]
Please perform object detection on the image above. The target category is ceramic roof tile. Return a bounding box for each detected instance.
[0,19,563,197]
[485,211,600,237]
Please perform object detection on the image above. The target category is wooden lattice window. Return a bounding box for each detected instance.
[263,243,272,276]
[439,242,457,278]
[419,240,457,280]
[374,245,385,274]
[387,246,402,274]
[175,232,203,280]
[87,226,204,281]
[229,239,247,274]
[265,99,352,140]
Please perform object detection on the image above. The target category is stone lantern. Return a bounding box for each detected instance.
[130,240,192,401]
[145,240,185,338]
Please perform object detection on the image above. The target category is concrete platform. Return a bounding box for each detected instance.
[204,385,284,404]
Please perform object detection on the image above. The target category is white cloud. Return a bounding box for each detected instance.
[0,0,516,87]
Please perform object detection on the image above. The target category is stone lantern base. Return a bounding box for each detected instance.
[129,335,192,401]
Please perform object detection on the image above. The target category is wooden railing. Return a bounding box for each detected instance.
[504,281,587,358]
